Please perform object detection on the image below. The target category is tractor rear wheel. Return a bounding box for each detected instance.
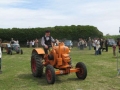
[10,50,12,55]
[45,65,55,84]
[21,49,23,54]
[31,53,43,77]
[76,62,87,80]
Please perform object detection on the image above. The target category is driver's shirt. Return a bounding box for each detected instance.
[41,35,55,47]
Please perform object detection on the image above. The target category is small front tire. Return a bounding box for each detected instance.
[76,62,87,80]
[45,65,55,84]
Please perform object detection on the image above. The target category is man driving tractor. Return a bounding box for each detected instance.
[41,30,55,54]
[31,31,87,84]
[41,30,72,65]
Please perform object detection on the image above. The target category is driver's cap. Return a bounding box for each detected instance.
[45,30,50,33]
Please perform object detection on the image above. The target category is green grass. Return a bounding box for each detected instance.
[0,47,120,90]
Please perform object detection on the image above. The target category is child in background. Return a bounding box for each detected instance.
[0,39,2,74]
[112,44,116,57]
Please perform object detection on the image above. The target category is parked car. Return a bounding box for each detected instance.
[64,40,73,48]
[107,39,116,46]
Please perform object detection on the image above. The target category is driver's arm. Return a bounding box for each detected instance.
[51,37,55,43]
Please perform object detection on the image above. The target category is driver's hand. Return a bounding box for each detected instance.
[45,45,48,48]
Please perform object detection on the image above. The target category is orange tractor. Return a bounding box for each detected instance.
[31,42,87,84]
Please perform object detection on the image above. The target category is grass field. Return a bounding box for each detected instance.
[0,47,120,90]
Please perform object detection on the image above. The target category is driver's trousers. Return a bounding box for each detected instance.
[43,46,52,54]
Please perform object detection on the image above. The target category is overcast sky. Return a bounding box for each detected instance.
[0,0,120,35]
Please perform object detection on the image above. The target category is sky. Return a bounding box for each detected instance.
[0,0,120,35]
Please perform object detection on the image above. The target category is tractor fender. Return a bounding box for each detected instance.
[32,48,45,55]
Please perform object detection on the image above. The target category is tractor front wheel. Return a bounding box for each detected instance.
[76,62,87,80]
[45,65,55,84]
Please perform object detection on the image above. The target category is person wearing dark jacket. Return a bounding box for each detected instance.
[41,30,55,54]
[105,39,108,52]
[117,39,120,53]
[0,39,2,74]
[99,39,102,55]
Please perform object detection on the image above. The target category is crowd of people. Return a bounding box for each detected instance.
[78,37,110,55]
[92,38,108,55]
[78,38,87,50]
[26,38,39,48]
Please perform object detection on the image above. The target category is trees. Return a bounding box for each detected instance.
[0,25,103,43]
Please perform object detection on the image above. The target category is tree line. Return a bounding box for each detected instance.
[0,25,103,43]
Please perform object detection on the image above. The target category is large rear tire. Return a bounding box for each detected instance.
[31,52,43,77]
[45,65,55,84]
[10,50,12,55]
[76,62,87,80]
[21,49,23,54]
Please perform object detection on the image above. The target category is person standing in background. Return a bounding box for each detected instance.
[117,38,120,53]
[112,44,116,57]
[93,38,97,54]
[81,39,85,50]
[30,40,32,48]
[92,38,96,50]
[95,38,100,55]
[105,39,108,52]
[0,39,2,74]
[84,39,87,48]
[88,37,92,50]
[27,40,30,48]
[99,39,102,55]
[32,40,35,48]
[102,39,106,51]
[79,38,84,50]
[35,38,39,48]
